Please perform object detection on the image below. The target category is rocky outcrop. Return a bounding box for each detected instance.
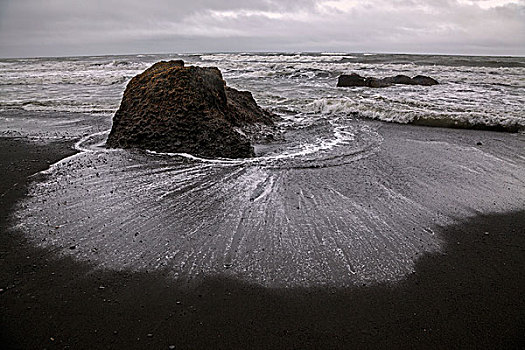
[337,73,438,88]
[107,60,278,159]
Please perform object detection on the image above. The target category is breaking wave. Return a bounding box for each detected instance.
[301,97,524,132]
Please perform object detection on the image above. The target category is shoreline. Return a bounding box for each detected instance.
[1,134,524,349]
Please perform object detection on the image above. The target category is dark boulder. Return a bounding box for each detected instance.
[412,75,439,86]
[107,60,277,159]
[337,73,439,88]
[337,73,367,87]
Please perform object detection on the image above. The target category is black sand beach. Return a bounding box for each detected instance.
[1,129,524,349]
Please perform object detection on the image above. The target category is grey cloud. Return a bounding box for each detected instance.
[0,0,523,57]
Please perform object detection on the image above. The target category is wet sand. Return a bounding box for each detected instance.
[1,134,524,349]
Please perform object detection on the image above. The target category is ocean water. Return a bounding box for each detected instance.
[1,53,524,129]
[3,53,525,288]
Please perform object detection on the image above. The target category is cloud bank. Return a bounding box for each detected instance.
[0,0,523,57]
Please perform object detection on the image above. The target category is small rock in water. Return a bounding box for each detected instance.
[337,73,438,88]
[169,346,176,350]
[147,333,153,338]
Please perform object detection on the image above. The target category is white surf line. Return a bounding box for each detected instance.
[146,150,248,165]
[74,129,111,152]
[36,119,358,178]
[38,130,113,176]
[146,124,356,166]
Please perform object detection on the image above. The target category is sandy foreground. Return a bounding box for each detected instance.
[1,128,524,349]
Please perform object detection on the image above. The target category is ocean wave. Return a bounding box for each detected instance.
[200,53,353,64]
[299,97,524,132]
[348,54,525,69]
[0,58,149,87]
[304,98,359,116]
[0,71,134,86]
[0,110,112,140]
[321,52,350,56]
[223,66,337,80]
[1,53,523,133]
[0,100,118,115]
[361,110,524,133]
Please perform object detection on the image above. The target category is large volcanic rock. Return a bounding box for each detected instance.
[337,73,438,88]
[107,60,277,158]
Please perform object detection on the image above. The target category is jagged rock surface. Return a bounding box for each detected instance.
[107,60,277,159]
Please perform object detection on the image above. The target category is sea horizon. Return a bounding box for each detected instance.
[2,50,525,60]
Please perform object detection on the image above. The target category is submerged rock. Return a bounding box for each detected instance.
[107,60,277,158]
[337,73,439,88]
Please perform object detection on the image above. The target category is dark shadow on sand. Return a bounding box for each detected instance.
[1,139,524,349]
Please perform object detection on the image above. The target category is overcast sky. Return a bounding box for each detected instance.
[0,0,524,58]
